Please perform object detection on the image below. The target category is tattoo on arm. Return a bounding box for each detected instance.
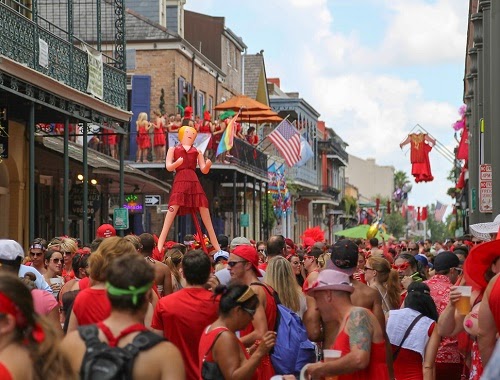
[347,308,373,352]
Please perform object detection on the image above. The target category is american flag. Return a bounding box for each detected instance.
[268,119,301,167]
[434,201,447,222]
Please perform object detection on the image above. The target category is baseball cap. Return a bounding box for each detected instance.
[414,254,430,268]
[232,245,260,276]
[306,269,354,294]
[433,251,460,272]
[230,236,251,249]
[0,239,25,262]
[214,250,229,262]
[327,239,359,276]
[96,224,116,238]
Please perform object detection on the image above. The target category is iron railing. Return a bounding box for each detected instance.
[286,165,318,187]
[0,2,127,109]
[229,138,268,178]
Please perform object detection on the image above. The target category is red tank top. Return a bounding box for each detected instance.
[489,276,500,332]
[332,322,389,380]
[0,362,12,380]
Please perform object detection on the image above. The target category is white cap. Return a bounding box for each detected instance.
[214,250,229,262]
[0,239,25,261]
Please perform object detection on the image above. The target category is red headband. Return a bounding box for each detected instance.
[0,292,44,343]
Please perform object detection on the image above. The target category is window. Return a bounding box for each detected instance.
[234,49,239,71]
[166,5,178,33]
[126,49,136,70]
[208,97,213,114]
[226,39,231,67]
[197,91,205,117]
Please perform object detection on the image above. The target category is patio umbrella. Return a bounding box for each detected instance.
[214,95,271,112]
[334,224,391,240]
[237,109,282,124]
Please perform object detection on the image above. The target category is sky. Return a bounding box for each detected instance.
[185,0,469,210]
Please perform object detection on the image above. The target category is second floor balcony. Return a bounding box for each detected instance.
[0,1,127,110]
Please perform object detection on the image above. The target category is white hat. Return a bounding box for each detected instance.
[306,269,354,294]
[0,239,25,261]
[469,214,500,241]
[213,250,229,262]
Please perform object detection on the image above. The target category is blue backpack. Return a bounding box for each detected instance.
[252,282,316,375]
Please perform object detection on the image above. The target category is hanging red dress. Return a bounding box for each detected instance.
[167,145,209,216]
[408,134,434,183]
[456,128,469,160]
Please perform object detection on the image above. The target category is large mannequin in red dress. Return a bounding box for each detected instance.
[400,133,435,183]
[157,126,221,254]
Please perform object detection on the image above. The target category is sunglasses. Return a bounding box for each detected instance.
[30,252,43,257]
[392,262,411,271]
[364,266,376,272]
[62,251,73,256]
[257,249,266,253]
[242,307,256,317]
[454,267,463,274]
[227,260,247,268]
[51,258,62,264]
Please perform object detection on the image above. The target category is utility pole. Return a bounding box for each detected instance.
[491,1,500,216]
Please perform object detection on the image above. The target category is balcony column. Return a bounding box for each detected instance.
[63,116,69,235]
[119,125,125,237]
[243,174,247,237]
[233,170,237,238]
[265,181,269,241]
[252,177,256,241]
[83,122,89,244]
[29,101,35,243]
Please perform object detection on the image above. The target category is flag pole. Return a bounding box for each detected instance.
[255,114,292,151]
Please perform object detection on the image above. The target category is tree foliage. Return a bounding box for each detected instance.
[385,212,406,238]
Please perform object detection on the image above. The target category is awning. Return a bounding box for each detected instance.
[40,135,170,194]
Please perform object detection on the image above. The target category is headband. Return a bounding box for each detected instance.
[0,292,45,343]
[236,287,255,303]
[106,282,152,305]
[30,243,45,250]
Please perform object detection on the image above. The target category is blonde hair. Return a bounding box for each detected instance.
[88,237,137,282]
[178,125,197,141]
[367,256,401,310]
[164,249,183,285]
[136,112,148,126]
[265,256,301,313]
[59,238,77,254]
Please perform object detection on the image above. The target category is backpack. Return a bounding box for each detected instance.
[78,324,164,380]
[251,282,316,375]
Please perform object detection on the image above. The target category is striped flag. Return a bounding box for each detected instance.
[434,201,447,222]
[216,112,240,156]
[267,119,301,167]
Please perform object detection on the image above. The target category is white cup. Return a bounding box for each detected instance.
[323,349,342,360]
[50,278,62,285]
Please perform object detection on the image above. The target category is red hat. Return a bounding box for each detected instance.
[184,106,193,120]
[232,245,261,276]
[96,224,116,238]
[203,111,211,121]
[464,239,500,291]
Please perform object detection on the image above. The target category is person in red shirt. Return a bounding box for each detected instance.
[423,251,462,379]
[67,237,137,333]
[59,237,78,283]
[305,270,389,380]
[151,250,219,380]
[228,245,278,380]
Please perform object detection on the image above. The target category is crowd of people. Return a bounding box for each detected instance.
[135,107,259,163]
[1,222,500,379]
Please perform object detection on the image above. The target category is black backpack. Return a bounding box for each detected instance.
[78,324,164,380]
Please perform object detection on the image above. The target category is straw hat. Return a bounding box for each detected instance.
[469,214,500,241]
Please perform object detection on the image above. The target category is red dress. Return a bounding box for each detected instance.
[212,124,223,151]
[489,275,500,332]
[154,119,166,147]
[199,122,213,150]
[137,125,150,149]
[198,326,259,380]
[168,146,209,216]
[409,134,434,183]
[332,326,389,380]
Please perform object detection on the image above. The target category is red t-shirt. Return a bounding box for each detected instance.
[0,362,12,380]
[151,287,219,380]
[72,288,111,326]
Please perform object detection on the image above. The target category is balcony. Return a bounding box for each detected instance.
[229,138,268,178]
[286,165,318,188]
[318,139,348,165]
[0,3,127,110]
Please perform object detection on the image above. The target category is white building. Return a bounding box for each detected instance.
[345,155,394,202]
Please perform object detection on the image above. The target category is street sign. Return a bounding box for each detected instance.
[479,164,492,213]
[145,195,161,206]
[113,208,129,230]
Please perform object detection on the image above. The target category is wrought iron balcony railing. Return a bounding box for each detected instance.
[286,165,318,187]
[0,2,127,110]
[228,138,268,178]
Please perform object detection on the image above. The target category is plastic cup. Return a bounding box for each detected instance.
[323,349,341,380]
[50,277,62,286]
[455,286,472,315]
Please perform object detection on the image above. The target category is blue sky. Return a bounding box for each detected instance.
[186,0,469,210]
